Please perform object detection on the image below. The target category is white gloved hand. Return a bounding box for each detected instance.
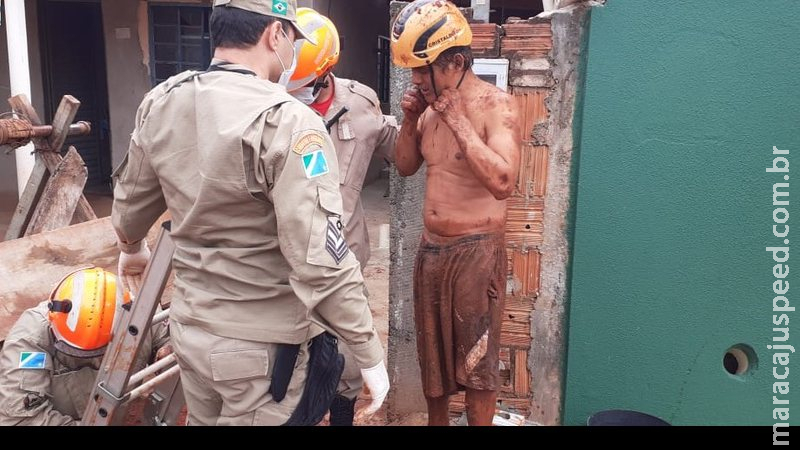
[118,241,151,297]
[355,360,390,422]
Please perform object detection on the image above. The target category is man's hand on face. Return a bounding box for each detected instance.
[432,88,466,129]
[400,86,428,124]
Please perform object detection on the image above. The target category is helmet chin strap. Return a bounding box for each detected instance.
[312,72,332,96]
[428,64,468,100]
[429,64,439,99]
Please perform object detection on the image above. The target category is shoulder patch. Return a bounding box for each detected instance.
[302,149,330,178]
[293,131,326,155]
[19,352,46,369]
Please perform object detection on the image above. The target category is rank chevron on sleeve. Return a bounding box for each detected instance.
[326,217,349,264]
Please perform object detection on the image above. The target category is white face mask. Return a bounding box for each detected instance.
[293,85,321,105]
[276,28,298,88]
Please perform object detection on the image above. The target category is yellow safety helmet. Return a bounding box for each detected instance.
[390,0,472,69]
[47,267,130,358]
[286,7,340,92]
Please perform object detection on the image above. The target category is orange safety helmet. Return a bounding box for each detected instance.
[47,267,130,358]
[286,7,340,92]
[390,0,472,69]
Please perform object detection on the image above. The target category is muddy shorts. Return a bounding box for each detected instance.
[413,231,507,398]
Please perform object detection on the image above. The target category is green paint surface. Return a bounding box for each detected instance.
[564,0,799,425]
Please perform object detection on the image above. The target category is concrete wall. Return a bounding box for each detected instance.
[385,0,427,419]
[0,1,46,195]
[105,0,211,168]
[564,0,799,425]
[103,0,153,169]
[529,5,590,425]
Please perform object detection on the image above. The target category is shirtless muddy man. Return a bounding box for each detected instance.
[390,0,522,426]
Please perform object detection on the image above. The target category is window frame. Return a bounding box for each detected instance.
[148,3,213,86]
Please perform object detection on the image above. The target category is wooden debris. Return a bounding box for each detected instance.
[4,94,96,241]
[0,214,173,342]
[25,147,88,235]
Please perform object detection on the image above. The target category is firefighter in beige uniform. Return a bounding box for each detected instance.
[286,9,398,425]
[112,0,389,426]
[0,268,168,426]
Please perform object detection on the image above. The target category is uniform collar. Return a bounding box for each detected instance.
[208,59,258,77]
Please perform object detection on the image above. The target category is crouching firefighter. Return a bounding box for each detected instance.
[0,267,169,426]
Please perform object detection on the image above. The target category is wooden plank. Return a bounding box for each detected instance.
[48,95,80,154]
[25,147,88,235]
[0,217,118,340]
[7,95,46,149]
[0,214,172,342]
[7,95,97,224]
[3,158,49,241]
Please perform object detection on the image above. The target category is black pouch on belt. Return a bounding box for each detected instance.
[268,343,301,403]
[282,331,345,426]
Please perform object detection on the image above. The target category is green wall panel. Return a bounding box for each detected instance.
[565,0,799,426]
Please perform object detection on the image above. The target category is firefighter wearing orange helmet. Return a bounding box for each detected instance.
[286,8,398,426]
[0,267,169,425]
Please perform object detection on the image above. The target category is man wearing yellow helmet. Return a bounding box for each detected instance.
[286,8,398,426]
[0,268,169,425]
[391,0,522,426]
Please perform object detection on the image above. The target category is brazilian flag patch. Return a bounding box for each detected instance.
[272,0,288,15]
[302,149,329,179]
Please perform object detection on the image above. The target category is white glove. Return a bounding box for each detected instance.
[355,360,390,421]
[118,241,151,297]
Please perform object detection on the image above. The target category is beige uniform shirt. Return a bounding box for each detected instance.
[112,62,382,369]
[0,302,165,426]
[325,77,398,267]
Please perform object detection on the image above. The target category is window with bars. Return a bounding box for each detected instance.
[149,5,212,85]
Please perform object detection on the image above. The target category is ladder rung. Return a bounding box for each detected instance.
[129,353,177,386]
[152,308,170,325]
[126,365,181,403]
